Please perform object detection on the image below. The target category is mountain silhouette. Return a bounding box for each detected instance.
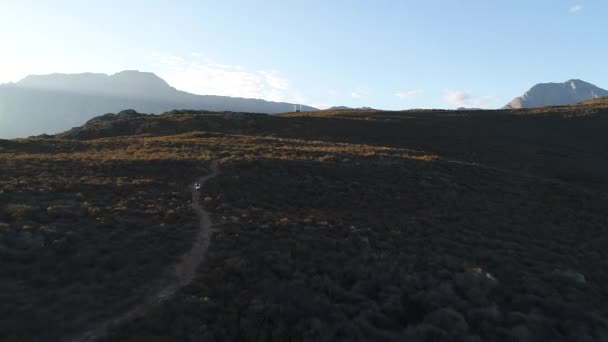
[0,70,317,138]
[504,79,608,109]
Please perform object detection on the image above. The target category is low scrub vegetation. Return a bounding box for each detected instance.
[2,102,608,341]
[104,156,608,341]
[0,150,207,340]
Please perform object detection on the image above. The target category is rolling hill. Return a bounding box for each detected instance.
[2,101,608,341]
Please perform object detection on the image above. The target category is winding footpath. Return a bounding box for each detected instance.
[68,161,220,342]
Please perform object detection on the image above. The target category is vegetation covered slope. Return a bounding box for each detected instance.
[1,101,608,341]
[59,102,608,192]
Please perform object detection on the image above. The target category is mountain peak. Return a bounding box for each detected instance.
[1,70,319,138]
[565,79,595,89]
[504,79,608,109]
[109,70,174,94]
[15,70,174,98]
[110,70,169,84]
[113,70,150,75]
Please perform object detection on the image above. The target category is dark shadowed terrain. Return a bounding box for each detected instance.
[2,98,608,341]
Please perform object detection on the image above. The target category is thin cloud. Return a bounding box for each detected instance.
[311,103,333,110]
[153,54,298,103]
[158,55,185,66]
[0,52,95,84]
[569,4,583,13]
[395,89,423,99]
[444,90,501,109]
[351,88,369,99]
[445,90,473,107]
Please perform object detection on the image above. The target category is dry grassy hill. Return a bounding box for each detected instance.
[1,100,608,341]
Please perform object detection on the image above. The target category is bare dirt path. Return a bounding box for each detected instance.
[67,161,219,342]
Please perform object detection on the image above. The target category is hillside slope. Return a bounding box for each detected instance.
[56,103,608,192]
[2,101,608,341]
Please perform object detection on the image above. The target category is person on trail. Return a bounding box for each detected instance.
[194,182,201,191]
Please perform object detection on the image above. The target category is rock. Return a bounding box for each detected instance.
[0,222,10,231]
[504,79,608,109]
[551,269,586,285]
[424,307,469,334]
[117,109,139,116]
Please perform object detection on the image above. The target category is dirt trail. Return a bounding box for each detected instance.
[67,161,219,342]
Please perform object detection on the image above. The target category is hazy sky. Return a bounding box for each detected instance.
[1,0,606,109]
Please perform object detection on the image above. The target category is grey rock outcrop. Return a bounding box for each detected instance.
[504,79,608,109]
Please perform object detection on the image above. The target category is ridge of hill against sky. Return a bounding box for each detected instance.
[1,0,607,110]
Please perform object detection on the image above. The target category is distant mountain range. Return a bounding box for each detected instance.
[327,106,374,111]
[0,70,318,138]
[504,79,608,109]
[4,72,607,139]
[456,107,483,111]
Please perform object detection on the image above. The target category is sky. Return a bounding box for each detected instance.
[0,0,606,109]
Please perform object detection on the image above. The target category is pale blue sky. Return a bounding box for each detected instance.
[0,0,606,109]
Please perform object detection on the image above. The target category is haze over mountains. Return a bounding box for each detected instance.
[504,79,608,109]
[2,71,608,139]
[0,70,317,139]
[327,106,374,111]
